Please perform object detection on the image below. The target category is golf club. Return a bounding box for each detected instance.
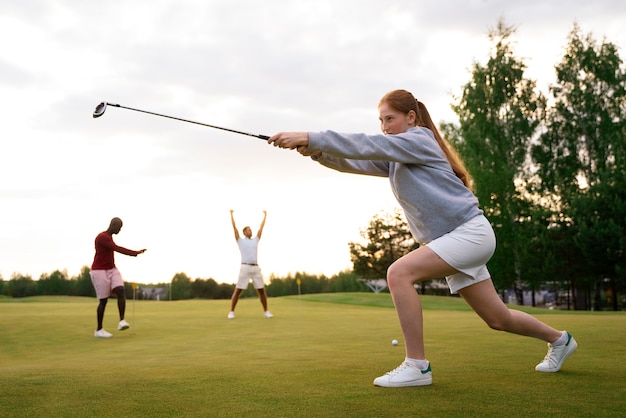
[93,101,270,140]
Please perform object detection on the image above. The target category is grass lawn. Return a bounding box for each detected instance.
[1,293,624,417]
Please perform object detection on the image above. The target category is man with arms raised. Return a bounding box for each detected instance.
[228,210,273,319]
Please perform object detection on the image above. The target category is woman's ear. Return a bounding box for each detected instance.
[408,109,417,125]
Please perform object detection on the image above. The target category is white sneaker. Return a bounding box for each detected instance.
[227,311,235,319]
[117,319,130,331]
[535,331,577,372]
[373,361,432,387]
[94,329,112,338]
[264,311,274,318]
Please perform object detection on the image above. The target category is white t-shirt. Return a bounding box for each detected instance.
[237,236,259,264]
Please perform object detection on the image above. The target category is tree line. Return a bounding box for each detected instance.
[0,267,367,300]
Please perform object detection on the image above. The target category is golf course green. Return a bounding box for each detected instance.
[1,293,624,417]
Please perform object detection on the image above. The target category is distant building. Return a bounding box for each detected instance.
[139,286,169,300]
[359,279,388,293]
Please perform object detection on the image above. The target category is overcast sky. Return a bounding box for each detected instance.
[1,1,625,285]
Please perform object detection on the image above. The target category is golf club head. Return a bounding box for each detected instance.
[93,102,107,118]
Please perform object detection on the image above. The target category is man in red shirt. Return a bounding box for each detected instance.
[90,217,146,338]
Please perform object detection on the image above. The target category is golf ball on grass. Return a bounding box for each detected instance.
[392,339,398,346]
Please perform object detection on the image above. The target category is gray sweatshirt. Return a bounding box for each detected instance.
[307,127,483,244]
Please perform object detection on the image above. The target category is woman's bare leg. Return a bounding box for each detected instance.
[458,279,562,342]
[386,246,459,359]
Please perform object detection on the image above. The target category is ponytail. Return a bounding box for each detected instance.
[416,101,474,192]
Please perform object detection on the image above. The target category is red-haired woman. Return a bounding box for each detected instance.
[268,89,577,387]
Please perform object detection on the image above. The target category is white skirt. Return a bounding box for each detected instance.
[426,215,496,294]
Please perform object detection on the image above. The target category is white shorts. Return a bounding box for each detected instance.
[90,268,124,299]
[426,215,496,294]
[236,264,265,289]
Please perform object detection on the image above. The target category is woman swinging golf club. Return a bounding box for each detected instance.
[268,89,577,387]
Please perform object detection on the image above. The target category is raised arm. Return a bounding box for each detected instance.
[257,210,267,238]
[230,210,240,240]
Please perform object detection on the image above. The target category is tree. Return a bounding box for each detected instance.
[348,208,419,280]
[7,273,37,298]
[170,272,192,300]
[192,278,221,299]
[444,19,545,301]
[329,270,365,292]
[37,270,71,295]
[532,24,626,309]
[71,266,96,297]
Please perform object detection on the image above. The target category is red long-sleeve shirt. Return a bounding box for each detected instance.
[91,231,140,270]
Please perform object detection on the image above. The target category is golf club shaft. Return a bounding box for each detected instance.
[107,103,269,140]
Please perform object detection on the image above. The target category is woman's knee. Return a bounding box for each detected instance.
[459,280,512,332]
[485,318,506,331]
[386,262,418,290]
[482,311,514,331]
